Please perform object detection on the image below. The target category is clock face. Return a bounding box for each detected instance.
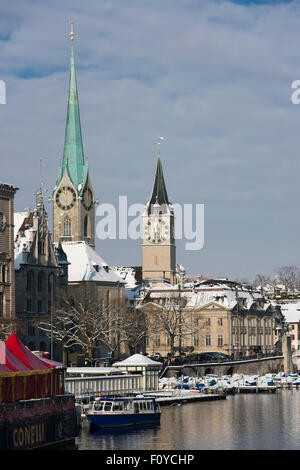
[83,187,93,211]
[144,217,169,244]
[55,186,76,210]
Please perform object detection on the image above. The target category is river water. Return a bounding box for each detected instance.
[76,391,300,450]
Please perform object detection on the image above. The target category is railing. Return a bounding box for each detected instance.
[65,374,143,398]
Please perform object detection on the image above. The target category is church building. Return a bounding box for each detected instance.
[49,26,125,308]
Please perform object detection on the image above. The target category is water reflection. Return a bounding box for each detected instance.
[77,391,300,450]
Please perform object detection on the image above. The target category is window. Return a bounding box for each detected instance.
[104,402,112,412]
[63,216,72,237]
[48,274,54,293]
[218,318,223,326]
[37,272,45,291]
[155,335,161,347]
[37,300,43,312]
[27,271,34,291]
[28,321,35,336]
[0,293,3,316]
[205,335,211,346]
[2,265,6,283]
[26,299,32,311]
[0,213,3,231]
[205,318,211,326]
[84,215,88,237]
[194,334,200,347]
[218,334,223,346]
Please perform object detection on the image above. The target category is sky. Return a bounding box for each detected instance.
[1,0,300,282]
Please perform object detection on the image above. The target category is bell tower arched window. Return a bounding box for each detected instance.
[84,215,88,237]
[63,216,72,237]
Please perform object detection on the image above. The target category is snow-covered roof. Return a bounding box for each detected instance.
[111,266,140,289]
[61,241,125,284]
[113,354,163,367]
[281,302,300,323]
[14,211,30,241]
[14,211,33,269]
[66,367,121,376]
[139,279,271,312]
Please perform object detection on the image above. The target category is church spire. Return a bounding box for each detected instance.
[56,21,88,196]
[147,143,171,214]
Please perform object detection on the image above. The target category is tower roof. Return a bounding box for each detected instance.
[147,156,171,214]
[56,35,88,196]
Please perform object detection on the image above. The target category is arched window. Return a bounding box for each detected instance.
[63,216,72,237]
[84,215,88,237]
[27,342,36,351]
[2,265,6,283]
[37,271,45,291]
[27,270,34,290]
[48,273,54,294]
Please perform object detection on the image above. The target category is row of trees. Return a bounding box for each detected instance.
[31,288,201,364]
[253,265,300,292]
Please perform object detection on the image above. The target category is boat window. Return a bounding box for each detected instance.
[104,402,112,412]
[123,401,130,411]
[134,402,139,413]
[94,403,103,411]
[147,401,153,410]
[113,402,124,411]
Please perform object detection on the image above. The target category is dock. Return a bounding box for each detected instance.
[142,391,227,405]
[236,386,277,394]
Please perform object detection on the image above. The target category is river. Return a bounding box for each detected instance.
[76,391,300,450]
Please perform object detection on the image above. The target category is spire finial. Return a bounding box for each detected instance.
[70,20,74,41]
[157,136,165,157]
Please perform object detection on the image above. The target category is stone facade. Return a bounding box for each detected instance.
[0,183,18,320]
[137,280,284,358]
[52,170,96,249]
[14,193,60,356]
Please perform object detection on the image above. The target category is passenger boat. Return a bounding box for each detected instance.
[87,397,161,428]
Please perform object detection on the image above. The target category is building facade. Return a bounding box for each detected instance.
[0,183,18,321]
[14,190,61,356]
[137,279,283,358]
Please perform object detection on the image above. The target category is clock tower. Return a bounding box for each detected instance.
[142,149,176,285]
[51,24,96,248]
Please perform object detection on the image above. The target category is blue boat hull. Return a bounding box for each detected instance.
[88,412,161,429]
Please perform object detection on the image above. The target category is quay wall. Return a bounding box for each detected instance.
[163,356,286,378]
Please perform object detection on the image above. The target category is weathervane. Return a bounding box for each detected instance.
[157,136,165,156]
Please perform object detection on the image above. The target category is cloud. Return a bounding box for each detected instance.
[1,0,300,280]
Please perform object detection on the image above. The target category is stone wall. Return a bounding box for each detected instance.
[163,356,285,378]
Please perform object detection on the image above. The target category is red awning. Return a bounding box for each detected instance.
[0,341,31,372]
[0,363,13,373]
[5,334,50,370]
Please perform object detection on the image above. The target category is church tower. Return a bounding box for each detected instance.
[142,145,176,285]
[51,23,96,248]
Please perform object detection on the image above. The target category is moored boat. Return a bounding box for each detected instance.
[87,397,161,428]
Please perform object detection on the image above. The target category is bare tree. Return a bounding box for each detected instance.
[142,296,201,356]
[253,274,271,289]
[36,287,140,363]
[276,265,299,291]
[37,311,79,364]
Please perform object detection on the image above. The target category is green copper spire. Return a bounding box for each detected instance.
[56,24,88,196]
